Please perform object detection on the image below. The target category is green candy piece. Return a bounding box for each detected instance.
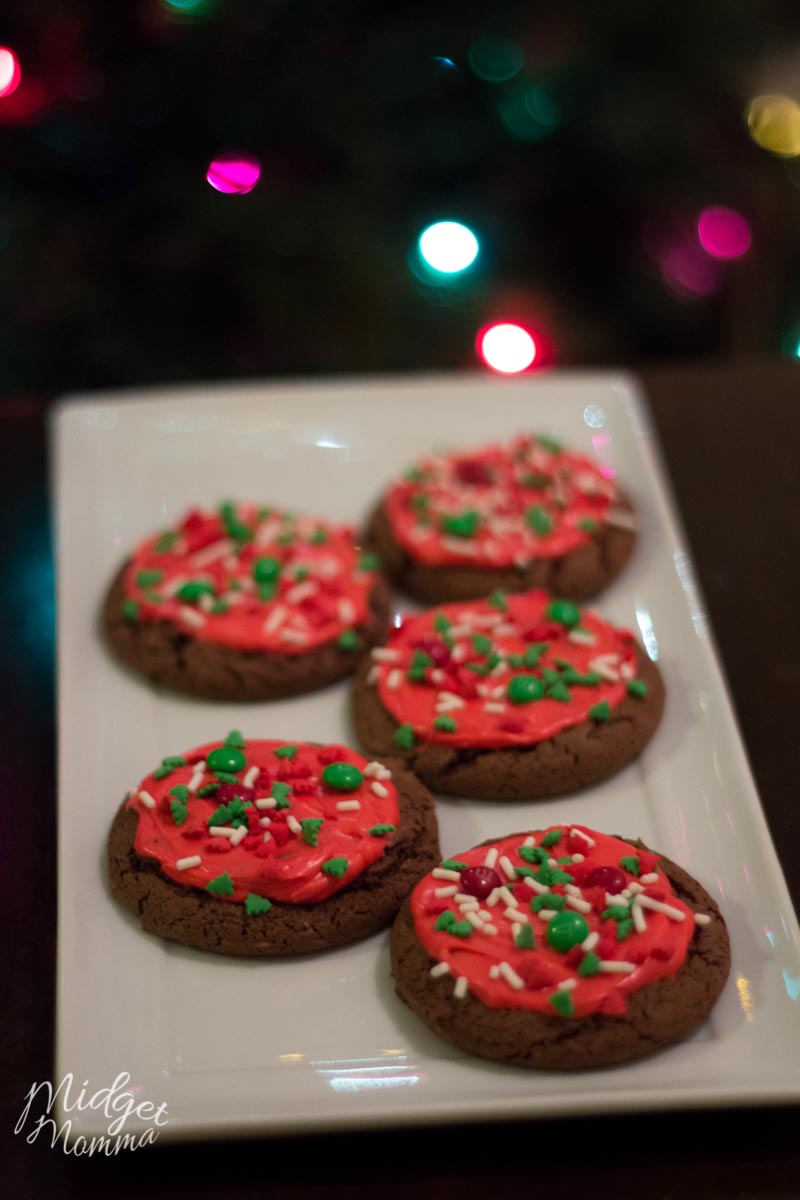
[547,599,581,628]
[257,582,277,602]
[369,824,396,837]
[549,990,574,1017]
[626,679,648,698]
[589,701,612,722]
[488,589,507,611]
[434,910,456,932]
[537,434,562,454]
[322,762,363,792]
[338,630,360,651]
[169,799,188,825]
[175,580,215,604]
[526,505,553,536]
[433,613,451,633]
[244,893,272,915]
[252,556,281,584]
[122,598,139,623]
[270,782,292,809]
[471,633,492,655]
[300,818,324,847]
[547,680,572,703]
[546,910,589,953]
[578,517,598,533]
[309,528,328,545]
[321,857,349,879]
[206,746,246,775]
[620,855,640,876]
[393,723,415,750]
[578,950,601,977]
[507,674,545,705]
[136,569,163,588]
[515,924,535,949]
[207,872,235,897]
[359,552,381,572]
[224,730,246,749]
[440,510,480,539]
[535,864,573,886]
[433,715,458,733]
[541,829,562,847]
[209,798,250,828]
[274,744,297,759]
[218,502,252,543]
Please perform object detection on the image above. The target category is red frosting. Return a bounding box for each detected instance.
[412,827,701,1018]
[123,504,378,653]
[385,433,624,568]
[126,737,399,904]
[372,590,641,749]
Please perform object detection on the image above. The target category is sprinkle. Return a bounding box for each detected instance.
[465,912,485,930]
[577,951,601,977]
[263,604,288,636]
[336,799,361,812]
[522,875,549,895]
[386,668,403,689]
[366,665,379,686]
[300,817,324,846]
[498,962,525,990]
[485,888,500,907]
[572,852,585,863]
[695,913,712,926]
[522,836,536,848]
[209,826,236,839]
[556,978,577,991]
[620,660,635,681]
[369,824,396,836]
[582,931,600,952]
[436,690,466,710]
[176,855,201,871]
[178,606,205,629]
[207,872,234,896]
[570,828,595,848]
[286,815,302,835]
[434,885,458,898]
[280,628,309,645]
[505,907,527,924]
[230,825,248,847]
[484,702,506,714]
[256,797,276,810]
[489,965,500,980]
[453,977,468,999]
[589,700,612,722]
[433,868,462,882]
[138,790,156,810]
[497,886,518,907]
[430,962,450,978]
[259,817,272,828]
[393,723,415,750]
[242,765,259,789]
[433,715,458,733]
[191,538,234,568]
[494,856,515,882]
[321,857,349,878]
[567,629,596,646]
[244,894,273,915]
[598,960,636,974]
[187,768,206,794]
[549,991,574,1016]
[482,924,498,936]
[371,647,400,662]
[640,872,659,884]
[566,894,592,914]
[636,895,686,921]
[284,580,318,605]
[338,598,356,624]
[484,847,499,869]
[457,899,480,913]
[364,761,392,780]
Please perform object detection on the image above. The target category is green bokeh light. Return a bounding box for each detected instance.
[468,35,524,83]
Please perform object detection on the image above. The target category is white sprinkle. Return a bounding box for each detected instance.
[522,875,549,895]
[262,831,272,843]
[263,604,288,636]
[191,538,234,568]
[621,887,632,899]
[485,888,500,908]
[209,825,235,839]
[430,669,445,685]
[433,868,461,882]
[483,847,499,869]
[243,765,259,789]
[567,629,596,646]
[370,647,400,662]
[640,872,659,884]
[240,576,256,592]
[387,668,403,690]
[489,661,506,677]
[454,976,468,999]
[694,912,712,926]
[442,537,478,555]
[454,892,477,904]
[557,978,577,992]
[606,892,628,906]
[450,643,467,663]
[598,960,636,974]
[581,931,600,952]
[286,815,302,835]
[176,855,202,871]
[482,924,498,936]
[259,816,272,828]
[337,799,361,812]
[497,886,518,908]
[493,623,516,637]
[472,612,504,627]
[620,660,635,681]
[338,598,356,624]
[286,580,318,605]
[569,828,595,848]
[538,909,558,921]
[566,894,592,914]
[498,856,516,882]
[504,907,526,924]
[478,909,493,922]
[466,912,485,930]
[187,768,205,794]
[161,574,187,598]
[631,900,647,933]
[484,702,506,714]
[448,623,471,639]
[230,825,248,847]
[178,606,205,629]
[280,628,309,645]
[138,790,156,810]
[434,885,458,898]
[457,899,479,913]
[430,962,450,978]
[565,884,581,896]
[364,761,392,780]
[637,895,685,921]
[589,654,620,682]
[489,965,500,980]
[498,962,525,990]
[198,592,215,613]
[548,857,558,868]
[436,690,465,710]
[366,665,379,686]
[628,881,644,894]
[255,797,276,810]
[571,852,585,863]
[370,781,389,798]
[522,836,536,848]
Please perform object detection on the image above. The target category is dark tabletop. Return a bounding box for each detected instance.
[3,360,799,1198]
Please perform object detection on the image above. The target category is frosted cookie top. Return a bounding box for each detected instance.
[120,503,381,654]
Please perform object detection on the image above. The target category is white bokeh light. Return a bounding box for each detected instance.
[418,221,479,273]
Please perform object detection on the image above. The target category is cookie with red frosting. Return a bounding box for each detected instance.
[108,733,440,955]
[103,503,391,700]
[352,589,664,800]
[365,432,636,603]
[391,826,730,1069]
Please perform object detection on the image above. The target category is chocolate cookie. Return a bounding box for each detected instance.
[365,433,636,604]
[352,590,665,800]
[391,826,730,1069]
[103,503,391,701]
[108,734,440,956]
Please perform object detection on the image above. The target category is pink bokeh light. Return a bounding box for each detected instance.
[697,206,751,260]
[0,48,21,99]
[206,151,261,195]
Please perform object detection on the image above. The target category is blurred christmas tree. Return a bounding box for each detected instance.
[1,0,800,396]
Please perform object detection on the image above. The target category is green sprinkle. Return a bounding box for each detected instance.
[433,613,451,633]
[135,568,163,588]
[549,990,574,1016]
[256,507,273,521]
[404,466,425,482]
[578,517,598,533]
[209,798,250,828]
[589,701,612,722]
[369,824,396,837]
[441,510,480,539]
[620,855,640,876]
[557,856,574,865]
[292,566,310,582]
[213,771,240,784]
[541,829,562,847]
[522,473,550,489]
[434,910,456,932]
[228,579,243,591]
[547,680,572,703]
[244,893,272,915]
[393,723,415,750]
[338,629,360,651]
[309,528,328,545]
[276,532,294,546]
[122,598,139,623]
[514,865,537,879]
[515,924,535,949]
[433,715,458,733]
[258,582,277,602]
[466,661,491,676]
[488,589,507,611]
[440,859,467,871]
[144,590,164,604]
[519,845,549,865]
[523,642,549,668]
[602,905,630,922]
[225,730,246,749]
[616,919,635,941]
[169,799,188,825]
[471,633,492,655]
[154,531,179,554]
[547,599,581,628]
[169,785,189,803]
[321,857,348,879]
[554,660,601,686]
[411,649,432,669]
[207,872,235,897]
[271,782,292,809]
[534,864,573,886]
[196,783,219,798]
[526,505,553,536]
[359,552,381,571]
[537,434,563,454]
[274,745,297,759]
[530,892,566,912]
[449,920,473,938]
[300,818,324,847]
[626,679,649,698]
[578,951,601,977]
[211,600,230,614]
[175,580,215,604]
[219,501,252,543]
[153,755,187,780]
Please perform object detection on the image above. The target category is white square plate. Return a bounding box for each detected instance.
[53,372,800,1140]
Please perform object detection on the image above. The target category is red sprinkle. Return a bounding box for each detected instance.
[206,839,231,854]
[317,745,351,765]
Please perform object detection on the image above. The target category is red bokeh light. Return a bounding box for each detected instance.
[0,48,21,99]
[477,322,537,374]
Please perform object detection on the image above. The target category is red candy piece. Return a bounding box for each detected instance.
[456,459,492,485]
[584,865,627,895]
[459,865,502,900]
[411,636,451,667]
[638,851,659,875]
[216,783,256,806]
[270,822,290,847]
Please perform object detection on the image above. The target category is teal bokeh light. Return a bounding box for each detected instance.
[468,36,524,83]
[417,221,480,275]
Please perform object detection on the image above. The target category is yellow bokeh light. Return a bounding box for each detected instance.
[746,94,800,158]
[736,975,754,1022]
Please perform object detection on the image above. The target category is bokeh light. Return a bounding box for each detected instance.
[206,151,261,195]
[697,207,751,259]
[418,221,479,274]
[660,239,720,298]
[0,48,21,99]
[468,36,524,83]
[162,0,213,13]
[477,323,537,374]
[746,94,800,158]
